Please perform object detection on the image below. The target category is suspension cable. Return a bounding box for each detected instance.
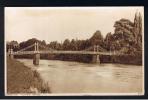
[18,43,35,52]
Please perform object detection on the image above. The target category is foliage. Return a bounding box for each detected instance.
[7,12,142,65]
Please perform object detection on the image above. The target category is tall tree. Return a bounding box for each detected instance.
[62,39,71,50]
[89,30,104,46]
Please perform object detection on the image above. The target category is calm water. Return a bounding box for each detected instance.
[18,59,143,94]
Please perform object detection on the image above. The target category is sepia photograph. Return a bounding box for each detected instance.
[5,7,144,96]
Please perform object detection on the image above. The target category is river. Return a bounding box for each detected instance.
[17,59,144,95]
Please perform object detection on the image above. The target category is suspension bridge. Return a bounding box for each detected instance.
[8,42,123,65]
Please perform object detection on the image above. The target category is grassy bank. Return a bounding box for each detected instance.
[7,57,50,94]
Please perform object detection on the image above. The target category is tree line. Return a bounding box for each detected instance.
[7,12,142,65]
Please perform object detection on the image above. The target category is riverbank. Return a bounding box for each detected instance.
[7,57,50,94]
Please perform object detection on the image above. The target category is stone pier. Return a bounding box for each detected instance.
[33,53,40,65]
[92,54,100,64]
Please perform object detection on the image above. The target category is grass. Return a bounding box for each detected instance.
[7,57,51,94]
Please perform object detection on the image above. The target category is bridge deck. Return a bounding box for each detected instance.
[12,50,123,55]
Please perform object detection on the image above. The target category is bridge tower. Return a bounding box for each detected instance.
[33,42,40,65]
[92,45,100,64]
[8,49,14,59]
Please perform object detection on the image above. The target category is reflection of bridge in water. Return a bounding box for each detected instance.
[8,42,124,65]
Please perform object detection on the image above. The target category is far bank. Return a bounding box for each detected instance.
[14,52,142,65]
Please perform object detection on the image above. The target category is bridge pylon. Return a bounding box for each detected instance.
[8,49,14,59]
[33,42,40,65]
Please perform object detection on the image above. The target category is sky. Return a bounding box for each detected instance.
[5,7,144,43]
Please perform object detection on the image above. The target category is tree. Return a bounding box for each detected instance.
[41,40,46,46]
[70,39,78,50]
[89,30,104,46]
[48,41,61,50]
[62,39,70,50]
[104,32,113,50]
[6,41,19,52]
